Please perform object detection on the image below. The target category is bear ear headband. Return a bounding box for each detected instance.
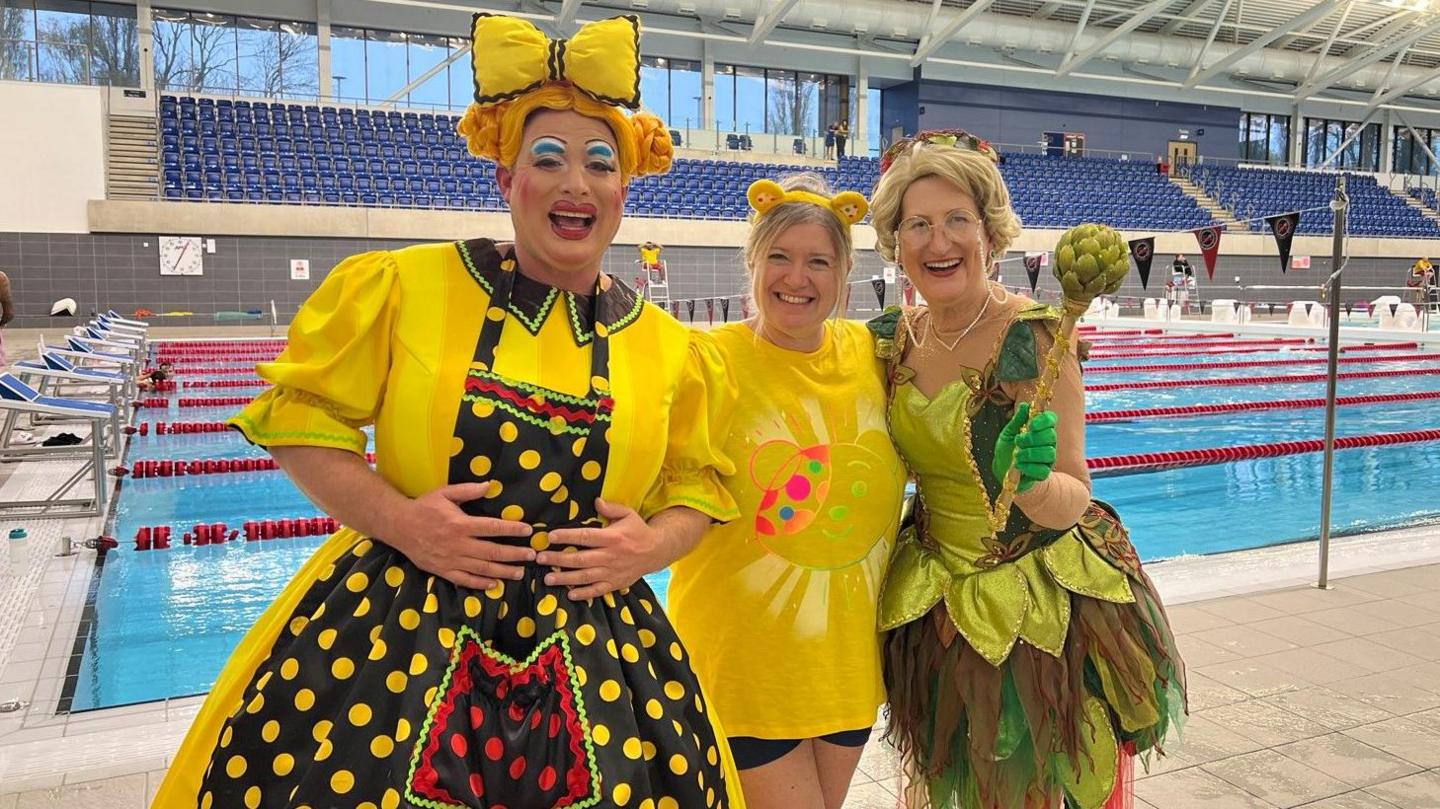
[746,179,869,228]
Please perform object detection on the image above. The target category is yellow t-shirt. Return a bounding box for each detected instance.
[668,319,906,739]
[639,245,662,266]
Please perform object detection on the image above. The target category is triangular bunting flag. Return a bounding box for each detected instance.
[1265,213,1300,275]
[1193,226,1222,279]
[1128,237,1155,289]
[685,299,695,322]
[870,278,886,309]
[720,297,730,322]
[1023,254,1042,293]
[705,298,714,325]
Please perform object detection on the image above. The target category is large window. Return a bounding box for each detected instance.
[1302,117,1379,171]
[1239,112,1289,165]
[326,24,473,109]
[154,9,314,98]
[1393,126,1440,176]
[0,0,136,86]
[709,63,850,138]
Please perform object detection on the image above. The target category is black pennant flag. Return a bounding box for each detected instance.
[870,278,886,309]
[720,297,730,322]
[705,298,714,325]
[1265,212,1300,274]
[1128,237,1156,289]
[1023,254,1042,293]
[669,300,679,318]
[685,299,695,322]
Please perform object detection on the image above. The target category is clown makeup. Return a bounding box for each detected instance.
[585,140,618,173]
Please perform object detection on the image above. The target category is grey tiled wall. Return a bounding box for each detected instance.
[0,229,1426,329]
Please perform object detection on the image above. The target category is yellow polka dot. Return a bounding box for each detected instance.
[604,592,617,608]
[318,564,336,581]
[349,703,373,726]
[317,628,337,650]
[591,375,609,392]
[576,624,596,645]
[530,531,551,551]
[638,628,657,648]
[501,504,525,522]
[486,580,506,599]
[581,460,602,480]
[345,571,369,592]
[256,671,273,692]
[359,804,378,809]
[353,539,373,556]
[471,399,496,419]
[537,594,558,616]
[371,734,395,758]
[642,741,657,760]
[332,657,355,679]
[280,658,299,680]
[331,769,355,794]
[706,745,718,765]
[294,688,315,711]
[575,665,588,686]
[695,694,706,713]
[645,698,663,719]
[313,720,333,742]
[464,596,482,617]
[370,625,383,643]
[620,606,635,624]
[244,786,262,809]
[384,566,404,587]
[640,599,654,614]
[498,602,510,619]
[664,681,685,700]
[395,718,412,742]
[485,481,505,499]
[517,616,536,638]
[668,756,688,776]
[225,755,247,778]
[369,638,388,661]
[288,616,308,636]
[499,421,518,442]
[469,454,493,477]
[613,783,632,806]
[219,726,233,748]
[555,607,569,629]
[353,597,371,618]
[539,471,564,492]
[382,788,401,809]
[518,449,541,469]
[572,437,587,456]
[606,639,619,658]
[599,679,621,702]
[315,738,334,762]
[673,720,684,736]
[423,592,438,613]
[409,653,429,676]
[669,642,684,661]
[200,792,213,809]
[386,671,408,693]
[246,693,265,713]
[569,500,580,520]
[399,609,420,630]
[273,753,294,776]
[621,643,639,663]
[424,686,438,704]
[448,436,464,457]
[622,737,642,760]
[550,485,569,504]
[547,415,568,435]
[486,306,506,321]
[438,626,456,648]
[261,720,280,743]
[593,724,611,745]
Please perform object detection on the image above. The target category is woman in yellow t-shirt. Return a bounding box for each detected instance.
[668,173,907,809]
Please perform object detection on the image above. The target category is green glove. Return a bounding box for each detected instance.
[993,403,1058,493]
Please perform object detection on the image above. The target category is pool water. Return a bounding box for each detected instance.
[68,339,1440,710]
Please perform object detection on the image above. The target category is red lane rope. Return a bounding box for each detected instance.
[1089,342,1418,359]
[139,397,253,408]
[121,452,376,478]
[135,421,231,435]
[1087,338,1314,352]
[131,516,337,550]
[1088,427,1440,474]
[1086,366,1440,391]
[1087,353,1440,374]
[1087,390,1440,422]
[181,380,273,389]
[1084,333,1239,344]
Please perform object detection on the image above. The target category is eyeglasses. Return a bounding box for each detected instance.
[895,210,982,247]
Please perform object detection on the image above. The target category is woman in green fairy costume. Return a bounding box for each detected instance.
[866,130,1186,809]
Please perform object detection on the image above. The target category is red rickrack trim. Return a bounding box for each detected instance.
[1088,427,1440,474]
[1087,389,1440,423]
[465,377,612,425]
[1087,353,1440,374]
[1086,366,1440,392]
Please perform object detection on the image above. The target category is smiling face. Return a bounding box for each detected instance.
[496,109,627,290]
[752,221,843,351]
[895,175,991,308]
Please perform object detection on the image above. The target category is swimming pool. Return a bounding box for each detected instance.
[67,333,1440,710]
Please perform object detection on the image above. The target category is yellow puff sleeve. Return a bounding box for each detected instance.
[228,251,400,456]
[640,330,740,523]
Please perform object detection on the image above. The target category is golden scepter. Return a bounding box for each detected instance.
[988,224,1130,535]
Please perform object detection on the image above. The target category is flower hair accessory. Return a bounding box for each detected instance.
[880,129,999,174]
[746,179,869,227]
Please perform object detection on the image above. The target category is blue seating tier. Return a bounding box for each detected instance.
[1191,165,1440,238]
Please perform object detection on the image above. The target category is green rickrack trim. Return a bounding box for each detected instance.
[460,394,603,436]
[454,240,558,336]
[566,284,646,346]
[229,413,367,451]
[403,626,603,809]
[666,493,740,522]
[468,367,604,409]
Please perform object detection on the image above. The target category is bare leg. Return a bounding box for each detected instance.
[813,736,867,809]
[737,740,826,809]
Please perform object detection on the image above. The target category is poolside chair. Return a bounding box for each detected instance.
[11,354,133,455]
[52,337,139,370]
[0,373,117,518]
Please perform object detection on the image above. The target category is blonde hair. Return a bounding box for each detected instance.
[743,172,856,330]
[869,142,1022,264]
[457,84,673,180]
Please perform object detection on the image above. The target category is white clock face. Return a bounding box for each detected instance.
[159,236,204,276]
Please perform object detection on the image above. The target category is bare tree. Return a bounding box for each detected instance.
[244,28,316,98]
[90,13,139,86]
[153,15,235,92]
[1,7,31,80]
[36,14,88,83]
[766,75,815,137]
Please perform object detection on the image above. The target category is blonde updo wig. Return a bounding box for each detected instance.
[869,141,1022,264]
[457,83,674,180]
[743,172,856,329]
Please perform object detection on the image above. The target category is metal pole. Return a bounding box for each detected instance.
[1317,174,1347,590]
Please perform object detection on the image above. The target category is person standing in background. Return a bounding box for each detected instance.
[0,269,13,365]
[834,120,849,160]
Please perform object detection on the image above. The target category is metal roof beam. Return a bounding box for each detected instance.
[1297,0,1355,86]
[1296,17,1440,101]
[556,0,583,27]
[1185,0,1343,88]
[748,0,802,45]
[1059,0,1099,69]
[1159,0,1213,35]
[1057,0,1173,76]
[910,0,1000,66]
[1185,0,1235,85]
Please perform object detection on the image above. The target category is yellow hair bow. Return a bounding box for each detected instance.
[469,14,642,110]
[746,179,869,227]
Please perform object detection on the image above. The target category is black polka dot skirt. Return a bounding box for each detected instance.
[195,538,733,809]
